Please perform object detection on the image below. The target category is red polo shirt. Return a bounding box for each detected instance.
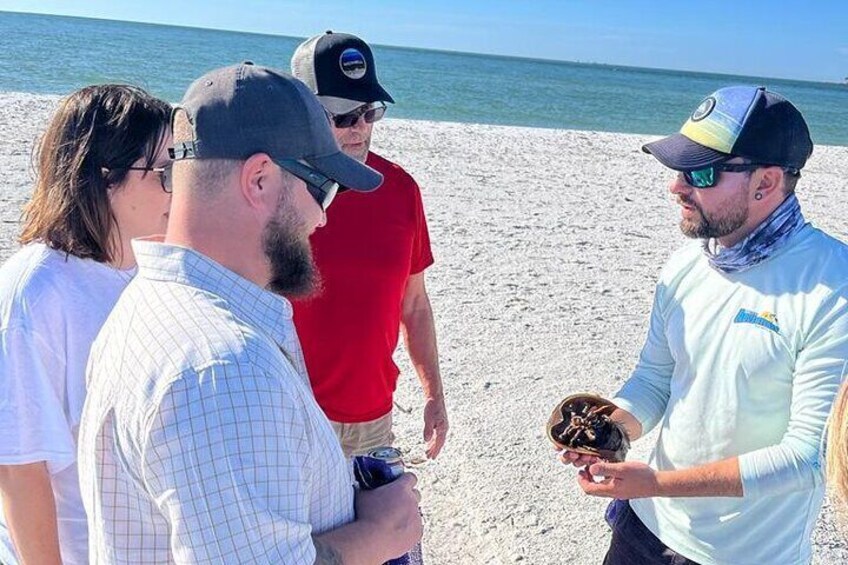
[292,152,434,422]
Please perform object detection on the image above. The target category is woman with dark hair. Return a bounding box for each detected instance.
[0,84,171,565]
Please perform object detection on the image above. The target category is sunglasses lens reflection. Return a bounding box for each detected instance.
[333,105,386,129]
[684,167,716,188]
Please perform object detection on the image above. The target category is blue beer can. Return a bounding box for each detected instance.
[353,447,405,490]
[352,447,422,565]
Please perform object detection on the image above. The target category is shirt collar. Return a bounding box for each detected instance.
[131,237,293,346]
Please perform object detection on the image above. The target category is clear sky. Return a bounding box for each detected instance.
[1,0,846,82]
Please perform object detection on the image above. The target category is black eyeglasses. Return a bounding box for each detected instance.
[681,163,798,189]
[273,158,339,211]
[329,102,387,129]
[103,165,172,193]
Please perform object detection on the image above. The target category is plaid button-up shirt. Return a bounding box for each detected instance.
[79,238,354,564]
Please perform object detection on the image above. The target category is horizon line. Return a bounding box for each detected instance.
[3,9,846,86]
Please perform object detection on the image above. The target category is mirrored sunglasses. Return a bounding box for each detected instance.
[330,102,387,129]
[682,163,767,189]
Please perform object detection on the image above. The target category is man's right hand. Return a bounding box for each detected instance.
[355,472,423,560]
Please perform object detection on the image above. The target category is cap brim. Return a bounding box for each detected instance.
[307,151,382,192]
[319,87,395,115]
[642,133,731,170]
[319,96,365,114]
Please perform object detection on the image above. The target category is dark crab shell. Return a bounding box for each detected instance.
[546,393,630,463]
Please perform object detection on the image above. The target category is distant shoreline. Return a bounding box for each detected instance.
[2,10,844,86]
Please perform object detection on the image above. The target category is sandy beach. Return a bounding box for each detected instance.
[2,92,847,564]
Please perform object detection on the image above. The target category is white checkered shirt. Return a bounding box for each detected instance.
[79,239,354,564]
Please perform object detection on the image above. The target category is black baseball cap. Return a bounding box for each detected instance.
[291,31,394,114]
[642,86,813,171]
[172,62,382,191]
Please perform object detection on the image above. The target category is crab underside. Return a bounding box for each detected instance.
[547,395,629,462]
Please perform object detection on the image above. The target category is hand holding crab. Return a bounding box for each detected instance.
[578,460,662,499]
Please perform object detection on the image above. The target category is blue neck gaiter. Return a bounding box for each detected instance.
[702,194,806,274]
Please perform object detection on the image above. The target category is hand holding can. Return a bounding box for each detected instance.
[353,448,424,564]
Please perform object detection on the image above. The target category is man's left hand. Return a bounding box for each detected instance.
[577,461,661,499]
[422,395,449,459]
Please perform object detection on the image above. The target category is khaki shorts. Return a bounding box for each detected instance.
[330,412,395,458]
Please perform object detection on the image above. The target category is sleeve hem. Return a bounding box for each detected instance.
[0,451,75,475]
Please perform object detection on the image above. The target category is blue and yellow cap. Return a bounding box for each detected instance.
[642,86,813,171]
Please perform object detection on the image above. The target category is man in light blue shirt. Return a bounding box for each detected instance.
[565,86,848,565]
[80,63,423,564]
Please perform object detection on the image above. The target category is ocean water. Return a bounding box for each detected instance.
[2,11,847,146]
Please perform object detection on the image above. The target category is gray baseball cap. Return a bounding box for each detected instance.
[172,62,382,191]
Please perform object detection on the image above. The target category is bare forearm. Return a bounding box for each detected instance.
[312,522,386,565]
[0,463,62,565]
[657,457,743,497]
[401,305,442,399]
[608,407,740,496]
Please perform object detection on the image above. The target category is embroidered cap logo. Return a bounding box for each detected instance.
[691,97,716,122]
[339,48,367,80]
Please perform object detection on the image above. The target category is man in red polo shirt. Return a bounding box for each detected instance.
[291,31,448,459]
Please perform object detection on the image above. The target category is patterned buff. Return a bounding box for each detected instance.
[703,194,806,274]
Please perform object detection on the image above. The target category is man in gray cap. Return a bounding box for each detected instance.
[563,86,848,564]
[79,63,422,564]
[291,31,448,460]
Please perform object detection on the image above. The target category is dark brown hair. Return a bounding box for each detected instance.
[19,84,171,262]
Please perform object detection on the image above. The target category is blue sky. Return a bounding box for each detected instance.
[2,0,846,82]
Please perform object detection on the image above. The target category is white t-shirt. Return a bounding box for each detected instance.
[0,243,133,565]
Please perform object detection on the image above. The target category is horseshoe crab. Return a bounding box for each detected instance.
[546,393,630,462]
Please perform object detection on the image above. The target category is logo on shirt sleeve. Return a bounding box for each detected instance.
[733,309,780,334]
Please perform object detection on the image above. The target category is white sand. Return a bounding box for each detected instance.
[3,92,847,564]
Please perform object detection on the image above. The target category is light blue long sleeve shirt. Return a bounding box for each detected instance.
[614,224,848,565]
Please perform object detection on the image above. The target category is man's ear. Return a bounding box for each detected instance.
[240,153,276,211]
[755,166,784,199]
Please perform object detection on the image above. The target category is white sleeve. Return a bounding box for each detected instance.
[739,286,848,497]
[613,282,675,434]
[0,325,75,473]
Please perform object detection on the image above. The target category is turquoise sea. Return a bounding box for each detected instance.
[2,11,847,146]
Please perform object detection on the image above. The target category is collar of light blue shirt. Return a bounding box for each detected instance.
[131,237,294,347]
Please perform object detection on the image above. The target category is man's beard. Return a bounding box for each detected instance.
[262,202,320,298]
[679,195,748,240]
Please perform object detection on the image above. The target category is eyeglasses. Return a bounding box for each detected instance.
[682,163,770,189]
[103,165,172,193]
[273,158,340,211]
[329,102,387,129]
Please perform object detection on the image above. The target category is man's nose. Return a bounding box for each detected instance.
[668,173,691,196]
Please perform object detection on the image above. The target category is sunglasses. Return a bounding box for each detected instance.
[273,158,340,211]
[330,102,387,129]
[103,165,172,193]
[681,163,769,189]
